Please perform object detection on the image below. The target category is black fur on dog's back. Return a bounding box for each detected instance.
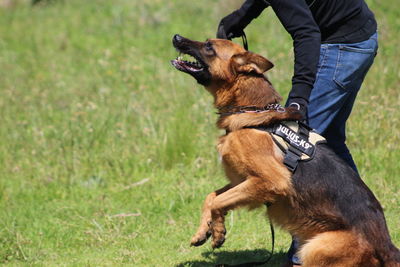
[292,143,400,264]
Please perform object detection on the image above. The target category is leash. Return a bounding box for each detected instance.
[217,23,249,51]
[241,31,249,51]
[215,217,275,267]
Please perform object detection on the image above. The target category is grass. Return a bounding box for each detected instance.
[0,0,399,266]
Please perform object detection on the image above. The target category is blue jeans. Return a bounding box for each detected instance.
[289,32,378,265]
[308,32,378,173]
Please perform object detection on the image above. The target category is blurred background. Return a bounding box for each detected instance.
[0,0,398,266]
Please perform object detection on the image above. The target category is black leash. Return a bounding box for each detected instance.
[216,24,249,51]
[215,15,278,266]
[241,31,249,51]
[215,219,275,267]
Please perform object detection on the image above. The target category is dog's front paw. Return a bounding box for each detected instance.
[190,230,211,247]
[211,224,226,249]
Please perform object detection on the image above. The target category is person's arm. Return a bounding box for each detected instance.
[268,0,321,111]
[240,0,270,20]
[217,0,321,118]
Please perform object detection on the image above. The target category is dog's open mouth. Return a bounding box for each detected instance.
[171,34,211,85]
[171,52,205,73]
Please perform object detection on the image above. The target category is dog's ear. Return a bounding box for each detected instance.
[231,52,274,75]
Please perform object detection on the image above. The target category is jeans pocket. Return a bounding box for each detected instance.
[333,45,376,90]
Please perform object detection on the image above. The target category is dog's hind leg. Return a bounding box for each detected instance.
[299,230,380,267]
[190,184,231,247]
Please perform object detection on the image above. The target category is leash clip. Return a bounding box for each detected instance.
[277,106,286,113]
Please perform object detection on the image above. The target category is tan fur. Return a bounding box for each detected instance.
[218,109,300,132]
[299,231,380,267]
[173,36,398,266]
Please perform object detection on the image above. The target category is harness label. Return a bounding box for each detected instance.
[275,124,314,155]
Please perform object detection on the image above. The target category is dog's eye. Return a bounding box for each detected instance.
[204,41,215,56]
[205,42,213,51]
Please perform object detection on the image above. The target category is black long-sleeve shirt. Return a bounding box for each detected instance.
[239,0,377,102]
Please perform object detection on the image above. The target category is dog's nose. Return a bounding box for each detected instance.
[173,34,183,43]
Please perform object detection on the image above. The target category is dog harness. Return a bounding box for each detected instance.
[254,121,326,172]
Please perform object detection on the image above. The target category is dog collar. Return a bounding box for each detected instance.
[216,104,285,116]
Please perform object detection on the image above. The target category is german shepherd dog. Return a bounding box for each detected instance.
[171,34,400,266]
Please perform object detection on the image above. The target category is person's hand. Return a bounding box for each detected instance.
[217,0,269,40]
[217,9,248,40]
[287,97,308,122]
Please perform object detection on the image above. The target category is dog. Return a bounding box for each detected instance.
[170,34,400,266]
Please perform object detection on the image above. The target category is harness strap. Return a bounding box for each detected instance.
[284,145,303,172]
[298,121,312,140]
[283,122,311,172]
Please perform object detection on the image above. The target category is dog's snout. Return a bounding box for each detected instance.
[173,34,182,42]
[173,34,183,45]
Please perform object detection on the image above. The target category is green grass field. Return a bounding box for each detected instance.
[0,0,399,266]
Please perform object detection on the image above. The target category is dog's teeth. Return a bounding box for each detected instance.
[175,54,202,68]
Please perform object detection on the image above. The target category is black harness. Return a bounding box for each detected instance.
[253,121,325,172]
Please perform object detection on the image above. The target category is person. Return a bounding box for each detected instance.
[216,0,378,266]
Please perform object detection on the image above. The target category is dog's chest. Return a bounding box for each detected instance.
[217,135,235,164]
[217,135,247,185]
[217,136,233,168]
[216,136,226,158]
